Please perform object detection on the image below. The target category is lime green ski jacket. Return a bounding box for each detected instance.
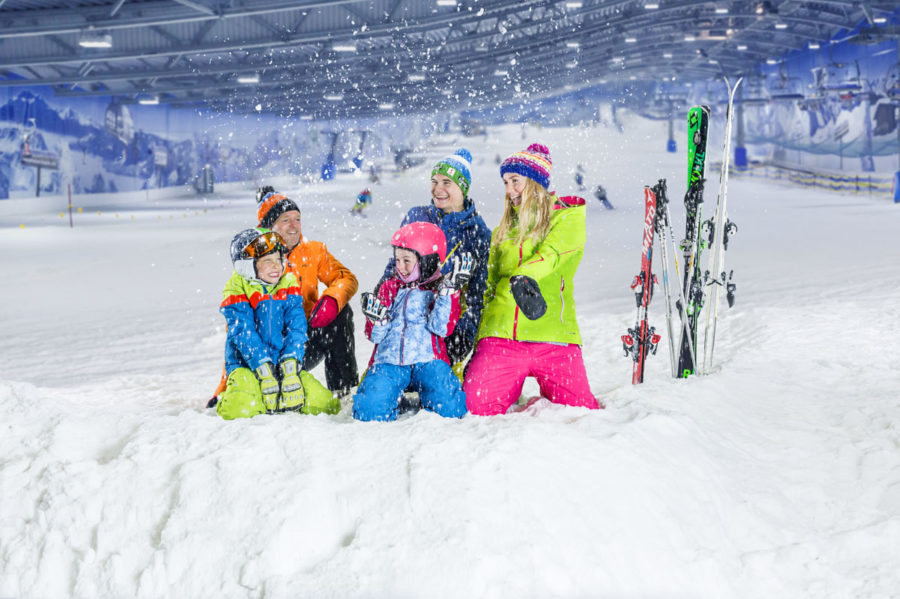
[476,195,587,345]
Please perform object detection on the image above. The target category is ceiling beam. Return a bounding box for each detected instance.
[0,11,790,91]
[1,3,827,72]
[0,0,536,40]
[171,0,216,17]
[110,0,128,17]
[0,0,335,39]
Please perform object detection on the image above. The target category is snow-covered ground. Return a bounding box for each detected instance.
[2,116,899,599]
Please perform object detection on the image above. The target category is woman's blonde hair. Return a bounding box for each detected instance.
[493,178,553,247]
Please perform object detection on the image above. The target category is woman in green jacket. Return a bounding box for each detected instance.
[463,143,601,415]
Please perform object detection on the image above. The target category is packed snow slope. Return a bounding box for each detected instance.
[2,114,899,599]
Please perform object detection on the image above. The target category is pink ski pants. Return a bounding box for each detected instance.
[463,337,602,416]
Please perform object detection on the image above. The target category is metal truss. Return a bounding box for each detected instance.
[0,0,896,117]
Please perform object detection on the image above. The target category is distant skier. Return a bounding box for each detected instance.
[594,184,614,210]
[351,188,373,217]
[368,164,381,185]
[216,228,338,420]
[574,163,586,191]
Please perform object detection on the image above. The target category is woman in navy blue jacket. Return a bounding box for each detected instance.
[378,148,492,366]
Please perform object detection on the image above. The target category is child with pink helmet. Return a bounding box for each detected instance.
[353,222,474,421]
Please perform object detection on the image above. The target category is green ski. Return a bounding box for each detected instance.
[677,105,710,378]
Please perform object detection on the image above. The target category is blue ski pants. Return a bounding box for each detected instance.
[352,360,467,421]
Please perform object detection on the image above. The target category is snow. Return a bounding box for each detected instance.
[2,114,899,598]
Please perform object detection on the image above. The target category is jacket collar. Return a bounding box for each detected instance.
[427,197,476,226]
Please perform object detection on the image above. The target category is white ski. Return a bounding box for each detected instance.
[700,76,742,374]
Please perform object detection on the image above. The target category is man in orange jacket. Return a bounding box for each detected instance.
[257,189,359,397]
[210,189,360,406]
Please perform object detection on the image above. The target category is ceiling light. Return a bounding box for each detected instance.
[645,3,659,8]
[378,103,395,110]
[494,69,509,76]
[774,23,788,29]
[684,35,696,41]
[566,41,581,48]
[716,8,728,14]
[332,43,357,52]
[873,17,887,24]
[625,37,637,43]
[663,52,673,58]
[324,94,344,101]
[737,44,748,50]
[436,0,457,5]
[808,42,820,49]
[138,95,159,105]
[78,30,112,48]
[565,2,583,8]
[237,74,260,84]
[566,62,577,69]
[300,115,314,120]
[766,58,778,64]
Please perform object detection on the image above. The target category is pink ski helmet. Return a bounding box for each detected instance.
[391,222,447,281]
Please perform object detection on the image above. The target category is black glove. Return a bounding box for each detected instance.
[360,291,389,325]
[509,275,547,320]
[446,332,474,364]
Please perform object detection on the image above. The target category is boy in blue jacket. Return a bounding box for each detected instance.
[353,222,472,422]
[378,148,491,366]
[217,228,338,420]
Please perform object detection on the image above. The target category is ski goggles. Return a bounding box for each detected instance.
[244,231,286,259]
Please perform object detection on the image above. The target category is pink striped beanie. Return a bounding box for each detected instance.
[500,143,552,190]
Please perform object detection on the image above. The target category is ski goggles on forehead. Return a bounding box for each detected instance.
[244,231,285,258]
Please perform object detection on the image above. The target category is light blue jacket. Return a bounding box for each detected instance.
[368,278,461,366]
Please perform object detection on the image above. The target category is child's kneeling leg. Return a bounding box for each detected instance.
[299,370,341,415]
[217,368,266,420]
[352,364,409,422]
[414,360,467,419]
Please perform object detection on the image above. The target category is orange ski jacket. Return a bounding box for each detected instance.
[285,236,358,317]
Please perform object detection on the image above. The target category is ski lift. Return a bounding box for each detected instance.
[104,99,134,144]
[460,118,485,136]
[352,131,368,170]
[320,130,338,181]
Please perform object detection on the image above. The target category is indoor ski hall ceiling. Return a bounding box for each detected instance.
[0,0,897,118]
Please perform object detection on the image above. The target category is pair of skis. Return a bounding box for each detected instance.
[623,77,742,383]
[621,180,691,384]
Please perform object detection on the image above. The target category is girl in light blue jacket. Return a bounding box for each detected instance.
[353,222,472,421]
